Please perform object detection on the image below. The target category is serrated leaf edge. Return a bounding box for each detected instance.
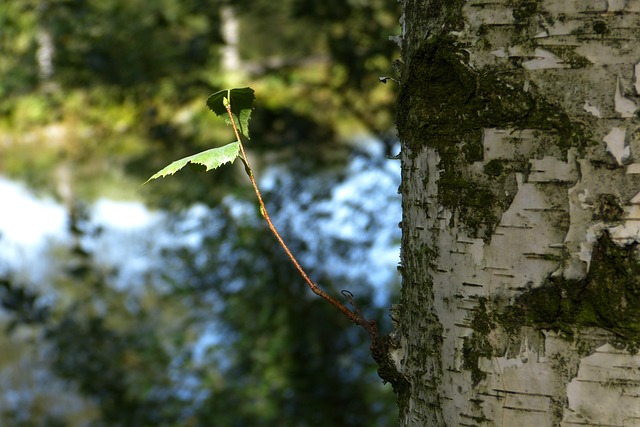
[144,141,241,184]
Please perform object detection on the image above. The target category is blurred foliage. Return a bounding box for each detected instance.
[170,196,396,426]
[0,0,400,425]
[0,0,399,203]
[236,0,399,152]
[0,196,396,426]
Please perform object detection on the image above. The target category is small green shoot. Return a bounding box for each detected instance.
[145,87,379,342]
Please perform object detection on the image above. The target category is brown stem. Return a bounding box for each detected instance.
[224,104,377,338]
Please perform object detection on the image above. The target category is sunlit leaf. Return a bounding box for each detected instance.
[144,141,241,184]
[206,87,255,139]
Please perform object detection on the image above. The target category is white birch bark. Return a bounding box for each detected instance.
[393,1,640,425]
[36,1,56,87]
[220,5,243,81]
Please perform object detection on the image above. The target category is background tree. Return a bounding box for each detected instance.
[0,0,401,426]
[392,0,640,425]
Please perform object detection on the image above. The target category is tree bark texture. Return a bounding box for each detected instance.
[394,1,640,425]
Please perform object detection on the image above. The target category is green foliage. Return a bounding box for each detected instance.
[145,86,256,184]
[48,0,224,90]
[0,0,399,201]
[206,87,256,139]
[48,315,182,426]
[0,198,396,427]
[145,141,241,184]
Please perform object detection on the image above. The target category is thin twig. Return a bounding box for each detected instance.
[224,104,377,338]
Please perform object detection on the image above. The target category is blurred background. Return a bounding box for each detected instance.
[0,0,401,425]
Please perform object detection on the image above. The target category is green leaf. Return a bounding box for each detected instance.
[206,87,255,139]
[144,141,241,184]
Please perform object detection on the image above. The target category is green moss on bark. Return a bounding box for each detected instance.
[503,232,640,349]
[401,0,467,49]
[462,298,494,385]
[460,232,640,389]
[511,1,538,23]
[396,35,584,239]
[546,46,592,68]
[593,194,625,222]
[372,335,411,415]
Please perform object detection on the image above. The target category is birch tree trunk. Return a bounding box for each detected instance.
[391,1,640,425]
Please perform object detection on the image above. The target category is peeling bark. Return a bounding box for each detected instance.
[395,1,640,425]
